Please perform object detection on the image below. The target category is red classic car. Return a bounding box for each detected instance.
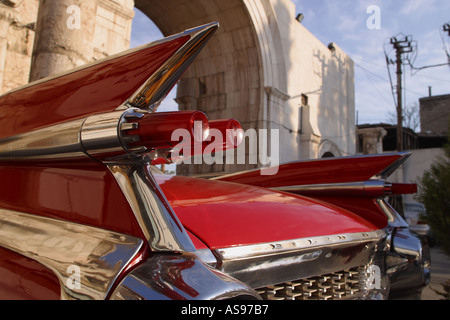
[0,23,429,300]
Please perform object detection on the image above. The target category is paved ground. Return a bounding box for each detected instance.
[421,246,450,300]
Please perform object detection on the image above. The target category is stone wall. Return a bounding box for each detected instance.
[420,94,450,136]
[0,0,134,91]
[0,0,38,94]
[93,0,135,60]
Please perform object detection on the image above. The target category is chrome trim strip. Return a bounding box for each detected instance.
[0,208,143,300]
[270,180,388,197]
[107,163,196,253]
[215,230,386,262]
[110,253,260,300]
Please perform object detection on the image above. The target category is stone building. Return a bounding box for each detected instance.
[0,0,356,176]
[0,0,39,93]
[420,93,450,136]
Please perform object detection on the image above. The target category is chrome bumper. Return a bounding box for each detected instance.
[110,252,260,300]
[387,226,431,298]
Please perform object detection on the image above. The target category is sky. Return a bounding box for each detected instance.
[130,0,450,126]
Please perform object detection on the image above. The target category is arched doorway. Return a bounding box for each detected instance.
[319,139,342,159]
[321,152,335,158]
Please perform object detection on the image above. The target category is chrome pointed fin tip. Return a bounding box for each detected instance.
[372,151,413,180]
[125,22,220,112]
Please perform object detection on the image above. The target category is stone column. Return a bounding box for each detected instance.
[29,0,99,81]
[0,10,13,92]
[357,127,387,155]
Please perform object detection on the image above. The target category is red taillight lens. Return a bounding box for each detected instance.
[207,119,243,150]
[148,117,243,165]
[123,111,209,151]
[389,183,417,195]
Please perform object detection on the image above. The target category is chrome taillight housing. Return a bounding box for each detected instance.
[0,107,242,164]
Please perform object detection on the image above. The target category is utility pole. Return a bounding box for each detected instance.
[444,23,450,65]
[395,44,403,152]
[444,23,450,37]
[390,35,413,151]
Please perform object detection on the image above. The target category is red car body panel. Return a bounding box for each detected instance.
[0,247,60,300]
[156,174,378,249]
[0,164,145,239]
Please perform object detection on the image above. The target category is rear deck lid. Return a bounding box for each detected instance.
[156,174,379,250]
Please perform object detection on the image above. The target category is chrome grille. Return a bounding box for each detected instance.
[256,266,371,300]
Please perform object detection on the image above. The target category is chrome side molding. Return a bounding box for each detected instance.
[0,208,143,300]
[215,230,386,262]
[271,181,390,198]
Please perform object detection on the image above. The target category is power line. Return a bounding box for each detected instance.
[412,72,450,83]
[355,62,390,83]
[409,22,450,74]
[364,73,393,107]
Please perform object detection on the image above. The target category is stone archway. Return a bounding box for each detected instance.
[318,139,342,158]
[134,0,288,175]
